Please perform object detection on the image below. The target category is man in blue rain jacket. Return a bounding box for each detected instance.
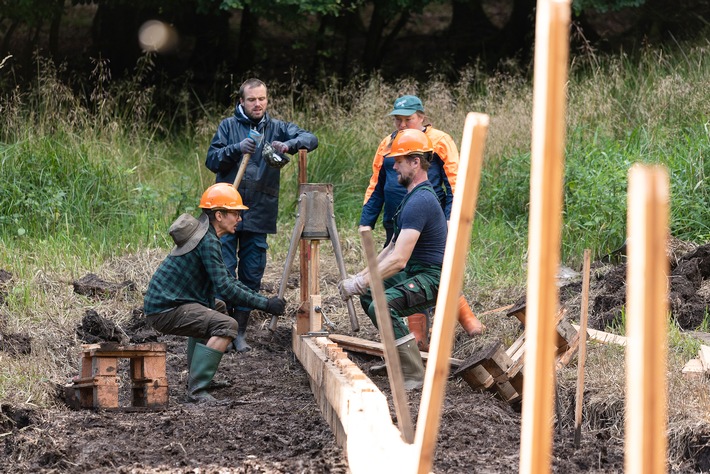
[206,78,318,353]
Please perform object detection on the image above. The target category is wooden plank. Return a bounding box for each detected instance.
[327,334,463,369]
[480,304,514,316]
[414,112,489,474]
[292,326,417,472]
[506,334,526,361]
[556,319,577,350]
[698,345,710,372]
[572,325,628,346]
[360,229,414,444]
[682,359,705,377]
[519,2,571,473]
[625,165,670,474]
[459,365,495,391]
[555,330,581,370]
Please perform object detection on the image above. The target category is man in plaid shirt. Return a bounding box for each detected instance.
[144,183,286,404]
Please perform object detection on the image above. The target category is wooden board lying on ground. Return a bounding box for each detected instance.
[682,345,710,378]
[572,324,627,346]
[328,334,463,369]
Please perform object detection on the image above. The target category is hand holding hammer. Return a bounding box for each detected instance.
[233,130,263,189]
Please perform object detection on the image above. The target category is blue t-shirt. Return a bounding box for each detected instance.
[394,181,448,266]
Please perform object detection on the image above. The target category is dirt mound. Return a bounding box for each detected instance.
[76,309,130,344]
[72,273,137,299]
[560,242,710,331]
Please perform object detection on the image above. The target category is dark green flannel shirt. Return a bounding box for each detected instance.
[143,226,268,315]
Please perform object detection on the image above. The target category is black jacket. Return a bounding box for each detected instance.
[205,105,318,233]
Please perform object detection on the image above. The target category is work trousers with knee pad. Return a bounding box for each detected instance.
[359,260,441,339]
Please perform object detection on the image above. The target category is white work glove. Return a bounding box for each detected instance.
[338,274,368,300]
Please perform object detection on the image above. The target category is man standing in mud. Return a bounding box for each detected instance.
[144,183,287,404]
[206,78,318,353]
[338,129,447,390]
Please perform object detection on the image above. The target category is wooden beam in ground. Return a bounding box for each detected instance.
[519,1,571,472]
[292,326,417,472]
[414,112,489,474]
[574,249,591,447]
[572,325,628,346]
[624,164,670,474]
[327,334,463,369]
[360,229,414,444]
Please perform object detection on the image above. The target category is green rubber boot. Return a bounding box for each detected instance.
[396,333,425,391]
[187,337,231,389]
[186,337,200,369]
[187,343,229,405]
[232,310,252,353]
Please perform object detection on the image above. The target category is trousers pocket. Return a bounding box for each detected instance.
[398,276,430,309]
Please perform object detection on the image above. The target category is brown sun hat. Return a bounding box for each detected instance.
[169,213,209,256]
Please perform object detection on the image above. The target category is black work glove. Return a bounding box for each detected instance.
[265,297,287,316]
[239,137,256,154]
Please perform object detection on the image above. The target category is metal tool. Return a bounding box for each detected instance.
[316,305,336,331]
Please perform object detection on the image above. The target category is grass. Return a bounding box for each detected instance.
[0,36,709,407]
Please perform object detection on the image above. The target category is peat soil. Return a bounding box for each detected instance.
[3,242,710,472]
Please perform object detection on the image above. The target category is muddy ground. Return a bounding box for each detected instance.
[3,241,710,473]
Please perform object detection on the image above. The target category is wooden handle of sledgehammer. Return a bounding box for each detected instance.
[233,153,251,189]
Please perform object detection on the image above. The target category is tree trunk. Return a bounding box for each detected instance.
[0,19,20,58]
[363,3,387,71]
[237,6,258,74]
[376,11,409,68]
[48,0,64,59]
[362,4,409,72]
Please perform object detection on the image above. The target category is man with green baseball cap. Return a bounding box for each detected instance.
[359,93,486,352]
[389,95,425,116]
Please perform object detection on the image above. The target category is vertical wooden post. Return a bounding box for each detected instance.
[574,248,591,447]
[625,165,669,474]
[360,229,414,444]
[519,1,571,472]
[298,149,311,333]
[414,112,489,473]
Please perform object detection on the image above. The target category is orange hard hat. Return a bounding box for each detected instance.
[385,129,433,158]
[199,183,249,210]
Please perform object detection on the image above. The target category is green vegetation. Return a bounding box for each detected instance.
[0,38,708,405]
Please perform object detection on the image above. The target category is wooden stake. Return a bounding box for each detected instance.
[414,112,489,473]
[298,150,311,323]
[519,1,571,472]
[574,248,591,447]
[624,165,669,474]
[360,229,414,444]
